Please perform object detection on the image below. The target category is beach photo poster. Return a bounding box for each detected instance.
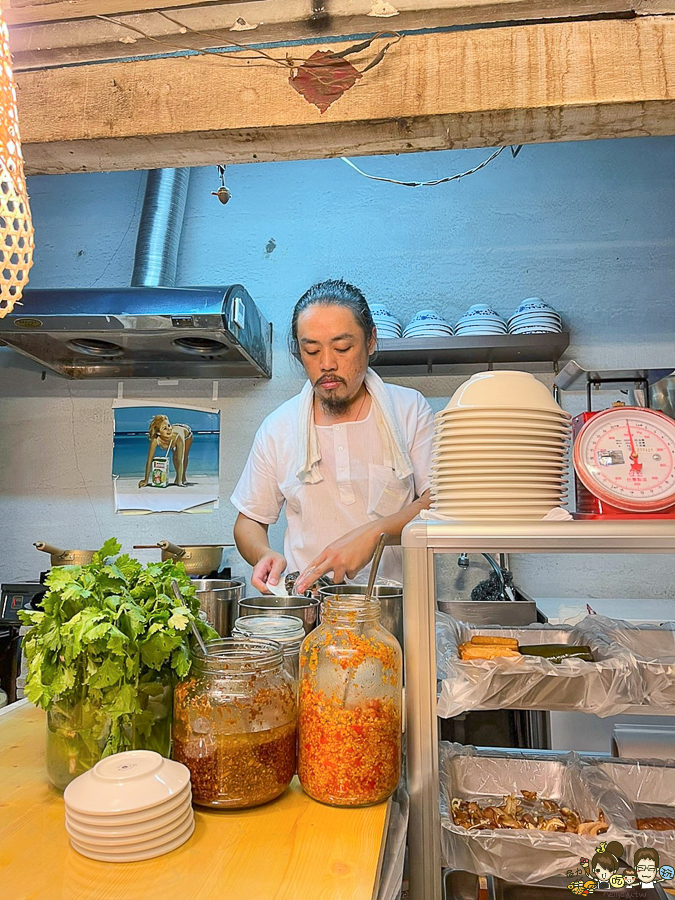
[112,401,220,514]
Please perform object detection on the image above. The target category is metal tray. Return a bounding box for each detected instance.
[582,758,675,858]
[439,744,636,884]
[604,624,675,708]
[436,619,642,718]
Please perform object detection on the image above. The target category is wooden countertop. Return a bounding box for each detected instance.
[0,701,390,900]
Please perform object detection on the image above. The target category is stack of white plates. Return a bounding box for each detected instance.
[430,371,571,520]
[64,750,194,862]
[370,303,402,339]
[508,298,563,334]
[455,304,508,335]
[403,309,453,338]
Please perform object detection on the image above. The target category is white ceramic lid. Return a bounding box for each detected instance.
[64,751,190,816]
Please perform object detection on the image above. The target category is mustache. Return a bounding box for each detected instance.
[315,375,346,387]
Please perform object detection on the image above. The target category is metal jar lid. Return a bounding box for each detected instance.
[233,614,305,648]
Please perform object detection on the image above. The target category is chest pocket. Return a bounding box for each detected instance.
[367,464,413,518]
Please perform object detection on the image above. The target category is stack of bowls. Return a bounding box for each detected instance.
[455,304,508,335]
[64,750,194,862]
[403,309,454,338]
[430,371,571,520]
[370,304,402,339]
[508,299,563,334]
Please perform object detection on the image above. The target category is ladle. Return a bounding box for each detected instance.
[171,579,208,657]
[341,533,387,708]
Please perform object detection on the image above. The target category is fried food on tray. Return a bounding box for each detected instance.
[637,816,675,831]
[469,635,519,649]
[459,642,521,661]
[451,792,608,836]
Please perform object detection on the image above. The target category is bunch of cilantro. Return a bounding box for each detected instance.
[19,538,216,781]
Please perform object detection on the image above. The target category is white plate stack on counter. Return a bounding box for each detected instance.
[63,750,194,862]
[430,371,571,520]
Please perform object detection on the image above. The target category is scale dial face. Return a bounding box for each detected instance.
[574,407,675,512]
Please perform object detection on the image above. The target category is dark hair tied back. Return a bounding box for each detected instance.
[289,279,376,357]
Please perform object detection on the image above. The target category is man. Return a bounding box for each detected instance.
[231,279,433,595]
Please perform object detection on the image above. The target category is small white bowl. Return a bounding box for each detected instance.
[64,751,190,817]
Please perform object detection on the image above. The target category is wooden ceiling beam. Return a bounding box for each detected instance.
[9,0,675,71]
[15,15,675,175]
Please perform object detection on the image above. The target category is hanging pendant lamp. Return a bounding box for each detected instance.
[0,10,33,317]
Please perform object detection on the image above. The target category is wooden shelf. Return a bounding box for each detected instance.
[371,332,569,376]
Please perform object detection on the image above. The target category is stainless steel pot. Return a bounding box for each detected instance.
[34,542,97,567]
[133,541,233,575]
[318,583,403,649]
[192,578,246,637]
[237,595,320,636]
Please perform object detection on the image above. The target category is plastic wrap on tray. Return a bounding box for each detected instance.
[439,743,638,884]
[436,613,643,719]
[580,757,675,860]
[576,615,675,709]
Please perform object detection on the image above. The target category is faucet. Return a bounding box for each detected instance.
[458,553,512,601]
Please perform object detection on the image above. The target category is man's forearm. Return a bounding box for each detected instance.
[369,489,431,546]
[233,513,272,566]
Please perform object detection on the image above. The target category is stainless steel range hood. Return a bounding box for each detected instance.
[0,168,273,379]
[0,285,272,379]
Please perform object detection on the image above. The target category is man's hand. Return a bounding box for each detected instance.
[251,550,287,594]
[295,522,380,593]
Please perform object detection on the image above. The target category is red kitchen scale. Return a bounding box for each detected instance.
[555,362,675,519]
[573,405,675,519]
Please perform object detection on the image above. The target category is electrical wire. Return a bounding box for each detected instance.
[340,145,519,187]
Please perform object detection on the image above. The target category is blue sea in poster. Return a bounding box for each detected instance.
[113,405,220,478]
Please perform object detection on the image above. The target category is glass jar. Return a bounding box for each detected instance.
[172,638,297,809]
[232,615,305,684]
[46,670,173,791]
[298,596,402,807]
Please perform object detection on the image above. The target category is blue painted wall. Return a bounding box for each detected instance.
[1,137,674,601]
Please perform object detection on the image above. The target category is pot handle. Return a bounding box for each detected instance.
[34,542,67,558]
[157,540,186,559]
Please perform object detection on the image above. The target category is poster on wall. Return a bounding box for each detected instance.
[112,401,220,514]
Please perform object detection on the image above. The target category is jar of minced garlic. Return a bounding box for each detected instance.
[173,638,296,809]
[298,596,402,807]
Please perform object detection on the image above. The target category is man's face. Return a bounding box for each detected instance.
[636,859,657,884]
[296,305,375,414]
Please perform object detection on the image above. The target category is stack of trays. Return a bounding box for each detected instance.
[64,750,193,862]
[431,371,571,520]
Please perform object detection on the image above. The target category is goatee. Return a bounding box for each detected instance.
[320,395,352,416]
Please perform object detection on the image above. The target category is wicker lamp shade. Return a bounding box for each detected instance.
[0,10,33,317]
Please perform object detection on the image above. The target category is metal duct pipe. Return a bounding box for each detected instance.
[131,168,190,287]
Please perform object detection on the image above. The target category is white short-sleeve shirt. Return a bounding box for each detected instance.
[230,383,433,583]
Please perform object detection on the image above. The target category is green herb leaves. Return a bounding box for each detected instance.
[20,540,218,774]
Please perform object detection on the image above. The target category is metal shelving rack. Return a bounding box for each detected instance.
[401,518,675,900]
